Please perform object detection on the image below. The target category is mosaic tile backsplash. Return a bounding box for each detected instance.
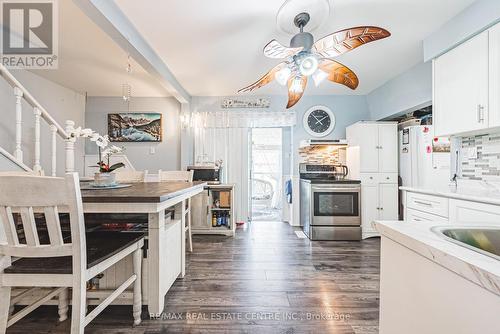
[298,145,344,164]
[461,132,500,180]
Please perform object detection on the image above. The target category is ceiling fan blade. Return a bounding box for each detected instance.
[263,39,303,59]
[286,76,307,109]
[318,59,359,90]
[238,62,287,93]
[313,26,391,58]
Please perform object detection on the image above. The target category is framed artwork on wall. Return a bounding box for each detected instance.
[108,113,162,142]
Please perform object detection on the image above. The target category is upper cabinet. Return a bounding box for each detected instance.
[346,122,398,175]
[434,22,500,137]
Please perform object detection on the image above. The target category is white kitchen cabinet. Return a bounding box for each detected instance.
[361,182,398,238]
[489,23,500,128]
[449,199,500,226]
[346,121,398,175]
[406,208,449,223]
[347,121,398,239]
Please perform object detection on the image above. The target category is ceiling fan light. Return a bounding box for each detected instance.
[290,77,304,93]
[299,55,318,76]
[275,67,292,86]
[312,69,329,87]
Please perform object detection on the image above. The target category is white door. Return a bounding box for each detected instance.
[359,124,379,173]
[379,183,399,221]
[434,30,489,136]
[361,184,379,233]
[489,22,500,128]
[378,124,398,173]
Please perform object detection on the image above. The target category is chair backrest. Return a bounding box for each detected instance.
[114,170,148,183]
[158,170,193,182]
[0,173,86,267]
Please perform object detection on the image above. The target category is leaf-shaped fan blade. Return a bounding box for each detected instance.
[313,26,391,58]
[286,76,307,109]
[238,62,287,93]
[263,40,303,59]
[318,59,359,90]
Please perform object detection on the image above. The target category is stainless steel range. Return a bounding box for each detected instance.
[299,163,361,241]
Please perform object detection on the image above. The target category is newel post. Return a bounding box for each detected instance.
[13,87,23,161]
[65,120,76,173]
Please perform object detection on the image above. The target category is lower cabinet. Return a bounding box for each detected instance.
[449,199,500,226]
[361,182,398,238]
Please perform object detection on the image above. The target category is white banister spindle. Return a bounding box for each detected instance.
[13,87,23,161]
[65,120,75,173]
[50,125,57,176]
[33,107,42,174]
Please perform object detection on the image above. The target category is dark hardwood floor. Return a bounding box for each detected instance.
[7,221,381,334]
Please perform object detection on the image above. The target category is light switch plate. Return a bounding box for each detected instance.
[150,147,156,154]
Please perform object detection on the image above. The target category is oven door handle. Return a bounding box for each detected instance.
[311,187,360,192]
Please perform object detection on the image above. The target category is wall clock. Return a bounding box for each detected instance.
[303,105,335,137]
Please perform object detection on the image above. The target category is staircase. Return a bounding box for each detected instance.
[0,64,78,176]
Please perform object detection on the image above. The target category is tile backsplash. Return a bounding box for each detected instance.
[460,132,500,180]
[298,145,345,164]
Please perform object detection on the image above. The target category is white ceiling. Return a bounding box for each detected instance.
[114,0,477,96]
[31,0,168,97]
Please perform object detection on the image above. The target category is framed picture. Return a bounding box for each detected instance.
[108,113,162,142]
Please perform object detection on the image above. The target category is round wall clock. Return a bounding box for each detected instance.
[303,105,335,137]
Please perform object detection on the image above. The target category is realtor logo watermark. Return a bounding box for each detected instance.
[0,0,58,69]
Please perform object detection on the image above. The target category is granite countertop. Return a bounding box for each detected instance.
[400,185,500,206]
[374,221,500,296]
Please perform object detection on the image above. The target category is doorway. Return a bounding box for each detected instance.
[250,128,283,221]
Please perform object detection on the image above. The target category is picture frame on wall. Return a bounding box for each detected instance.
[108,113,162,142]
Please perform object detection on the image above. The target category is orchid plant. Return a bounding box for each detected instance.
[69,127,125,173]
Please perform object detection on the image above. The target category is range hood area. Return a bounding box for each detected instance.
[299,139,348,148]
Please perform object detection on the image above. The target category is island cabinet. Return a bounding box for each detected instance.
[191,184,235,236]
[433,21,500,137]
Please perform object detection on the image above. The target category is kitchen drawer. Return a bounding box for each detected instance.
[360,173,379,184]
[406,192,449,218]
[406,208,449,223]
[378,173,398,183]
[449,199,500,226]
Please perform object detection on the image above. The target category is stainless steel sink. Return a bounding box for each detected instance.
[432,226,500,261]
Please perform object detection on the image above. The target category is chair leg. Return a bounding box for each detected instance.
[0,286,11,331]
[132,248,142,326]
[70,282,86,334]
[58,288,69,322]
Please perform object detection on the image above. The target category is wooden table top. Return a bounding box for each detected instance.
[80,181,207,203]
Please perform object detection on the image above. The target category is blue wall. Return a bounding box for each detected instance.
[366,61,432,121]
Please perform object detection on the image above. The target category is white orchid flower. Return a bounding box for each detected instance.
[80,128,94,137]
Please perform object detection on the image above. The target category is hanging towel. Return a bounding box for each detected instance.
[285,179,293,204]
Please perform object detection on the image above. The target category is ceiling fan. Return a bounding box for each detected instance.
[238,12,390,109]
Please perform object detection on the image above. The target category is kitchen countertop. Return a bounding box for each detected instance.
[374,220,500,296]
[400,185,500,206]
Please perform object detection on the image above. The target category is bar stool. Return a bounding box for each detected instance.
[158,170,194,252]
[0,173,144,334]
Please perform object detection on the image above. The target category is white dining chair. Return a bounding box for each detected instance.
[0,173,144,333]
[158,170,194,252]
[113,170,148,183]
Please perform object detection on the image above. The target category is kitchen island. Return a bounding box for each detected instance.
[81,181,206,315]
[374,220,500,334]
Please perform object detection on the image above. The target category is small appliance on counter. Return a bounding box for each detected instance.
[187,164,223,184]
[299,163,361,241]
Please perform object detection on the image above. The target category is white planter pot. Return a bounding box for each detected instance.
[94,172,116,186]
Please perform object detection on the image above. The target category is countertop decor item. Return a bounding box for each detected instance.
[238,0,390,108]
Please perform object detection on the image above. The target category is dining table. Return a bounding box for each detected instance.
[80,180,207,315]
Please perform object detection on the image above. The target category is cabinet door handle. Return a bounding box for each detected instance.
[478,104,485,123]
[414,200,432,207]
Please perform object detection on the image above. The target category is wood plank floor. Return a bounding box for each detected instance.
[7,221,381,334]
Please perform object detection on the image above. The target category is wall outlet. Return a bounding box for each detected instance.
[463,147,477,160]
[150,147,156,155]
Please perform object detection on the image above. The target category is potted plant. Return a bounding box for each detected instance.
[94,145,125,186]
[69,127,125,186]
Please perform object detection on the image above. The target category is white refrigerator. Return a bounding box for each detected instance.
[399,125,450,188]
